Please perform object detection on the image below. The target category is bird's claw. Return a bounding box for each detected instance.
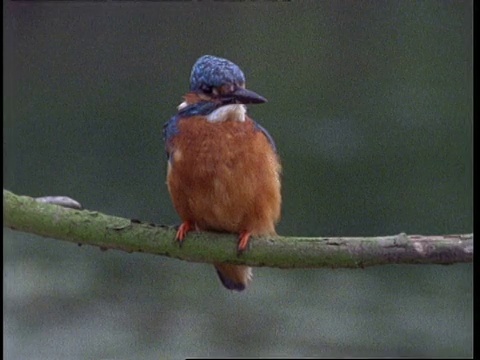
[175,221,193,246]
[237,231,251,255]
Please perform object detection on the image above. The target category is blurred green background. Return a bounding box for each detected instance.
[3,1,472,359]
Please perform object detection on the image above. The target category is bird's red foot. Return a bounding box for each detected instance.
[175,221,193,245]
[237,231,252,254]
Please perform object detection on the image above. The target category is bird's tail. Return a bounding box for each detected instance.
[214,264,252,291]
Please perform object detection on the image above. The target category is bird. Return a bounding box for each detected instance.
[163,55,281,291]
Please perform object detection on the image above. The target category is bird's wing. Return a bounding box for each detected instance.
[254,121,277,153]
[163,115,180,160]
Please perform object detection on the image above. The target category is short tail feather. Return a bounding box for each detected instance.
[214,264,252,291]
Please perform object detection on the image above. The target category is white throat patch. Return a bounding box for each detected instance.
[206,104,246,123]
[177,101,188,111]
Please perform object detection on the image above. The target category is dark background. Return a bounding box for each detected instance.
[4,1,472,358]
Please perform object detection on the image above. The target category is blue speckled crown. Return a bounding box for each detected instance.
[190,55,246,92]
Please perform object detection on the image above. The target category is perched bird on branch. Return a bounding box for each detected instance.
[163,55,282,291]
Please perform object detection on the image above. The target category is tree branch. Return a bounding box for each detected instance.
[3,189,473,268]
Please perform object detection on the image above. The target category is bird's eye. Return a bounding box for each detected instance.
[200,84,213,94]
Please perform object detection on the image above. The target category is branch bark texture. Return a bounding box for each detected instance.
[3,190,473,268]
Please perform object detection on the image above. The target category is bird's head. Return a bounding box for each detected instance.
[188,55,267,106]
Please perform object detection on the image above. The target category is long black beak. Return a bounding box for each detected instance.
[223,87,267,105]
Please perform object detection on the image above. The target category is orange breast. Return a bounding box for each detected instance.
[167,116,281,235]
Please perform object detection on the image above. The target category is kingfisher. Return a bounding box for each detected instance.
[163,55,282,291]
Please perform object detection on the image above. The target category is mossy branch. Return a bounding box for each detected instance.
[3,189,473,268]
